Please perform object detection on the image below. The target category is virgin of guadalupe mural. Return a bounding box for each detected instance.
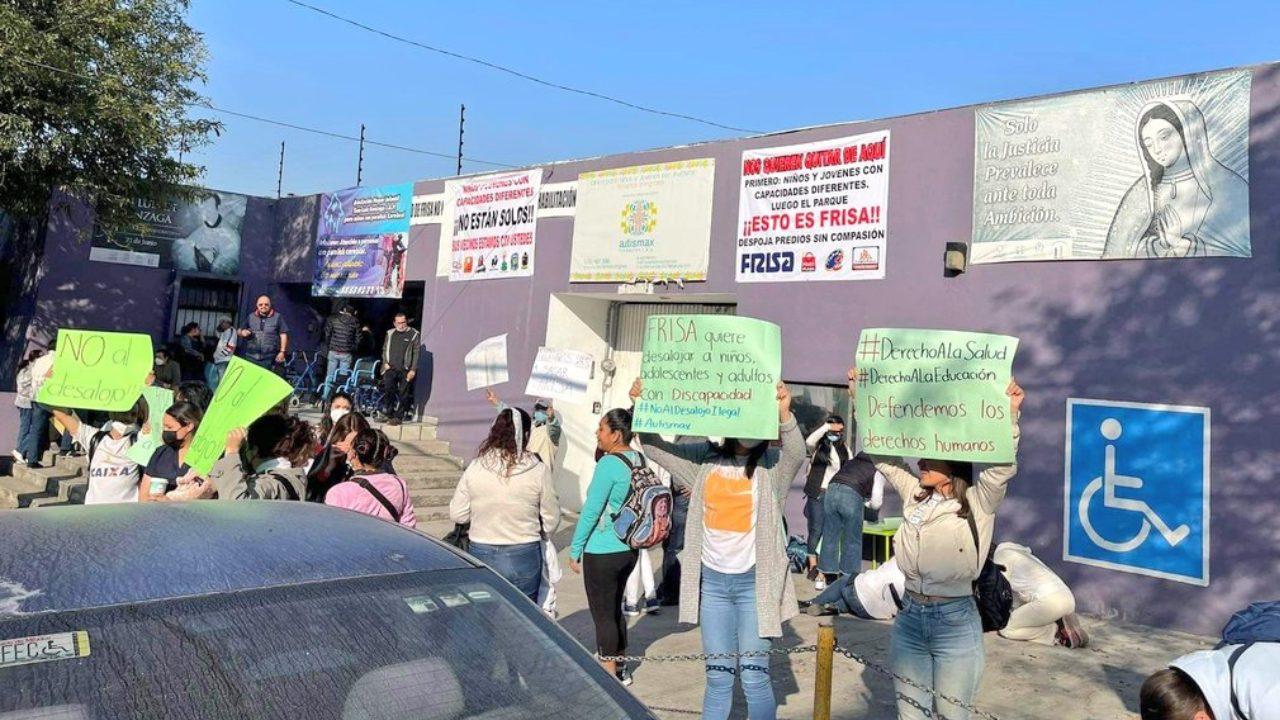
[1103,99,1250,259]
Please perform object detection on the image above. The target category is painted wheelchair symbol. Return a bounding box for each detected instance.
[1079,418,1191,553]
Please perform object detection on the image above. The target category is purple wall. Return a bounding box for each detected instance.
[402,64,1280,634]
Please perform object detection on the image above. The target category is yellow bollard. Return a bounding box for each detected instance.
[814,619,836,720]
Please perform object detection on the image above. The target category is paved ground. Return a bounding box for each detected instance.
[420,519,1211,720]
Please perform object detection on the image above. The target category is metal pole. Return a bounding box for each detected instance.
[456,104,465,176]
[277,141,286,199]
[357,124,366,186]
[814,620,836,720]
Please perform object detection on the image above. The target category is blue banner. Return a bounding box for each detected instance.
[312,183,413,298]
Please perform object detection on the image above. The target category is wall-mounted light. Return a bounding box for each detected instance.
[944,242,968,277]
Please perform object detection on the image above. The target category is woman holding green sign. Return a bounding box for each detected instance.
[847,366,1025,720]
[629,378,805,720]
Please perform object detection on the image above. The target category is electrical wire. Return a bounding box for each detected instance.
[280,0,761,135]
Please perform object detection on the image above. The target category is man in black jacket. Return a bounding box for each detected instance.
[380,312,421,425]
[322,302,362,400]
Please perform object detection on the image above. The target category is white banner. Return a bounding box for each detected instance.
[537,181,578,218]
[464,334,509,391]
[525,348,593,404]
[570,159,716,283]
[410,193,445,226]
[446,170,542,282]
[737,131,890,283]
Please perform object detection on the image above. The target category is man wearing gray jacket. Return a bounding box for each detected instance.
[380,312,421,426]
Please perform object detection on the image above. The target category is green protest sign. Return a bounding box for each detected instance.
[185,358,294,475]
[126,386,173,466]
[36,330,152,411]
[853,328,1019,462]
[633,315,782,440]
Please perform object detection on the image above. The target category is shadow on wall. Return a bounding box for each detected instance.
[272,195,318,283]
[988,87,1280,632]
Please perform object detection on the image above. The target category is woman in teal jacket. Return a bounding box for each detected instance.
[569,408,642,685]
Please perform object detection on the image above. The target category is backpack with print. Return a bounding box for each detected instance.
[966,514,1014,633]
[609,453,673,550]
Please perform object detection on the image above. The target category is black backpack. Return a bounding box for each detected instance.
[966,514,1013,633]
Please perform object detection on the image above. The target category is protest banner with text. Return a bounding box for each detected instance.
[465,334,509,391]
[854,328,1019,463]
[525,348,593,405]
[313,183,413,298]
[737,130,891,283]
[185,358,294,475]
[633,315,781,440]
[36,330,153,412]
[445,170,542,282]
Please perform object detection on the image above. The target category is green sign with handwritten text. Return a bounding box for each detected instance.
[854,328,1019,462]
[633,315,782,440]
[185,357,293,475]
[36,330,152,411]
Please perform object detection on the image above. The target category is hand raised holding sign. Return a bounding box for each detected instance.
[777,381,793,423]
[225,428,248,455]
[1008,378,1025,416]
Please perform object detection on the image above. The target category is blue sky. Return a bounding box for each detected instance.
[188,0,1280,198]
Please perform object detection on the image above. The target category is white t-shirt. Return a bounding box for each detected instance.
[700,460,758,574]
[30,352,55,394]
[76,423,142,505]
[994,542,1069,604]
[854,557,907,620]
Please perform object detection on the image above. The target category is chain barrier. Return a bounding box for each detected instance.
[598,644,818,664]
[833,644,1004,720]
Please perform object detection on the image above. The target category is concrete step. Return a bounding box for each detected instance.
[415,506,452,523]
[402,472,463,491]
[390,438,453,456]
[12,463,81,495]
[394,454,465,473]
[49,477,88,504]
[0,477,52,509]
[374,422,438,442]
[29,496,77,508]
[409,489,457,509]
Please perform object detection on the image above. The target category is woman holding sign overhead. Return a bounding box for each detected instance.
[847,366,1024,720]
[629,378,806,720]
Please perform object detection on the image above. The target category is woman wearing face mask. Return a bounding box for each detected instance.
[317,391,356,447]
[140,401,204,502]
[324,428,416,527]
[803,414,848,590]
[847,366,1024,720]
[208,414,315,500]
[49,398,148,504]
[630,378,806,720]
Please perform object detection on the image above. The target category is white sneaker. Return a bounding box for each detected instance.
[814,577,827,591]
[11,451,26,465]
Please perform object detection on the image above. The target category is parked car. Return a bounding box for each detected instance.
[0,502,656,719]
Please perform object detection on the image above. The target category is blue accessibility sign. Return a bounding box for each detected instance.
[1064,399,1210,586]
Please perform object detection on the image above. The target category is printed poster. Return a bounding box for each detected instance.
[570,159,716,282]
[853,328,1019,463]
[89,190,250,276]
[737,131,890,282]
[446,170,542,282]
[972,70,1251,264]
[313,183,412,298]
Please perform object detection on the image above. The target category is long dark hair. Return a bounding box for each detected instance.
[1139,103,1185,188]
[17,349,45,373]
[914,460,975,519]
[175,381,213,413]
[1139,668,1209,720]
[713,439,769,480]
[478,407,532,472]
[247,414,317,468]
[319,391,356,440]
[165,401,204,430]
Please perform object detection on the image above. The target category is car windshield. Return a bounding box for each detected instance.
[0,568,650,720]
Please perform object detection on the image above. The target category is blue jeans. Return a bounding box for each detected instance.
[812,576,875,620]
[324,352,353,399]
[15,407,32,460]
[804,494,825,558]
[818,483,865,576]
[468,541,542,604]
[20,404,50,467]
[699,566,775,720]
[891,594,985,720]
[658,492,690,604]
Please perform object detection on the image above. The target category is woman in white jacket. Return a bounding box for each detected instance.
[449,407,561,603]
[1141,643,1280,720]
